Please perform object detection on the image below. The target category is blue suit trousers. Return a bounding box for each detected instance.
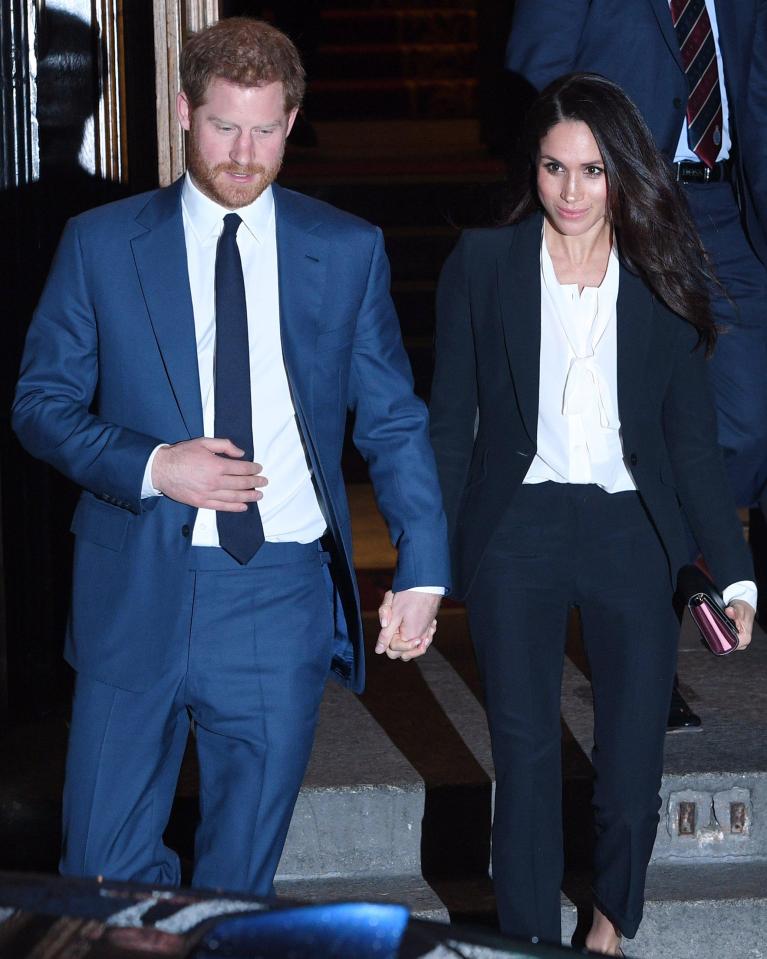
[60,540,335,895]
[685,182,767,510]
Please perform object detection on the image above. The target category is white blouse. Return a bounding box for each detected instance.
[524,234,636,493]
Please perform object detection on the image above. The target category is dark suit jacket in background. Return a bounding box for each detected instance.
[505,0,767,267]
[429,215,753,599]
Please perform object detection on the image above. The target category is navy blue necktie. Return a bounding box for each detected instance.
[214,212,265,564]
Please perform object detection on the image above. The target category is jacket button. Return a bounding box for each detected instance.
[673,97,682,109]
[181,524,190,538]
[629,453,638,466]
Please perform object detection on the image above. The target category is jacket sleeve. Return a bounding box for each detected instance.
[429,233,480,542]
[505,0,590,87]
[347,227,451,592]
[741,0,767,243]
[12,218,162,513]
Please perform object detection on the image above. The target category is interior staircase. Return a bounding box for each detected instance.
[308,1,479,122]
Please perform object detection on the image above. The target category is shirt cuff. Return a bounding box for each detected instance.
[722,581,758,611]
[405,586,446,595]
[141,444,169,499]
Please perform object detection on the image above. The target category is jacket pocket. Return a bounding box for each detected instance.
[70,494,131,551]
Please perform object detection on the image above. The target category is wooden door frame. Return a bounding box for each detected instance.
[153,0,218,186]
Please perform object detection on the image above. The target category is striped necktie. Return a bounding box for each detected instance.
[669,0,723,168]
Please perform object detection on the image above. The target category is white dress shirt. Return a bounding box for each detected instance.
[524,231,756,609]
[670,0,732,164]
[145,175,326,545]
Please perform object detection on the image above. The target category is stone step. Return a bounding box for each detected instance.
[276,873,452,922]
[327,0,477,9]
[576,861,767,959]
[392,281,437,338]
[280,175,506,230]
[383,226,456,282]
[273,610,767,879]
[283,119,506,180]
[275,862,767,959]
[315,42,477,82]
[401,341,433,398]
[309,76,478,121]
[2,613,765,887]
[320,9,478,47]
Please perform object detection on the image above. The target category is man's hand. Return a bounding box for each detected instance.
[376,589,441,661]
[152,437,267,510]
[725,599,755,650]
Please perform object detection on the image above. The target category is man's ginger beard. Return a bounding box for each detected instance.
[186,115,285,209]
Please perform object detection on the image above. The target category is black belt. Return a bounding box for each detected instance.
[672,159,732,183]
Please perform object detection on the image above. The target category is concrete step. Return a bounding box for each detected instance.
[276,862,767,959]
[309,76,478,121]
[272,610,767,879]
[275,873,452,922]
[280,176,507,230]
[327,0,477,9]
[383,226,456,282]
[2,611,765,882]
[315,42,477,82]
[580,861,767,959]
[283,119,506,180]
[320,9,477,47]
[392,281,437,338]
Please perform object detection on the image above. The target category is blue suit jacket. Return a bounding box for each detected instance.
[12,179,450,693]
[506,0,767,266]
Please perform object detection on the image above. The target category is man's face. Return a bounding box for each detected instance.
[177,78,297,209]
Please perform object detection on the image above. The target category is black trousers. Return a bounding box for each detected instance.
[466,483,678,943]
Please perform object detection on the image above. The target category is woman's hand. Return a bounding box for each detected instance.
[725,599,755,650]
[376,589,439,660]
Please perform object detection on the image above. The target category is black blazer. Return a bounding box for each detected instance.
[429,215,753,599]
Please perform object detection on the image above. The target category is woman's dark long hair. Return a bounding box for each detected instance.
[505,72,717,351]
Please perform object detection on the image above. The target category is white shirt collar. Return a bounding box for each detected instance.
[181,172,274,245]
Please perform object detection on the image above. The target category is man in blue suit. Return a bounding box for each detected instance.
[507,0,767,726]
[13,17,449,894]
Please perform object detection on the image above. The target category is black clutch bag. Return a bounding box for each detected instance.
[677,564,740,656]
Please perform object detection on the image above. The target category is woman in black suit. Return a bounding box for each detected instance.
[428,74,755,955]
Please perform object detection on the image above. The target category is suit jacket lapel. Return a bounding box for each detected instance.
[132,179,204,438]
[712,0,748,101]
[616,262,653,433]
[274,184,328,434]
[497,214,542,445]
[647,0,684,71]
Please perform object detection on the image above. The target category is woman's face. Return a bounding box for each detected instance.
[536,120,609,239]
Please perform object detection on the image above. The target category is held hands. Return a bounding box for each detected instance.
[725,599,755,651]
[152,437,267,510]
[376,589,441,661]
